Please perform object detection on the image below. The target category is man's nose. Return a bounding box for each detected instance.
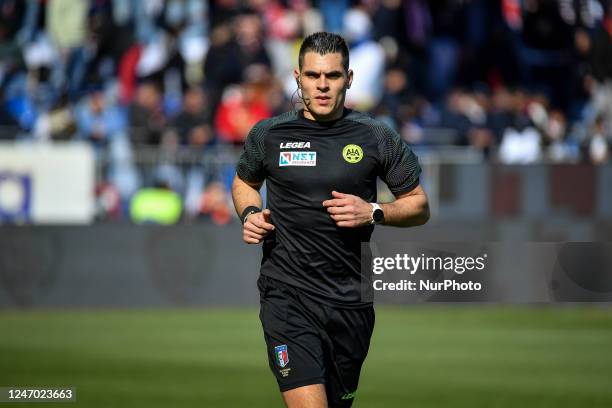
[317,76,329,90]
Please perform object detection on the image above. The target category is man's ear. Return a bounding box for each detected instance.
[346,69,353,89]
[293,69,300,87]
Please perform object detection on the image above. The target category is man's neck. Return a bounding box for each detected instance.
[303,107,345,122]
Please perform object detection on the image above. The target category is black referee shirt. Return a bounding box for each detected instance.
[236,108,421,307]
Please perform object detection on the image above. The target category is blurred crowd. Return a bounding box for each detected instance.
[1,0,612,223]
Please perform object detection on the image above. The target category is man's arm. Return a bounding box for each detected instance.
[231,174,275,244]
[322,185,430,228]
[379,185,429,227]
[232,174,264,217]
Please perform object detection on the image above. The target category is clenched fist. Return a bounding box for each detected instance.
[243,209,275,244]
[322,191,373,228]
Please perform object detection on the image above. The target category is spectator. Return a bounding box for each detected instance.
[319,0,349,33]
[518,0,574,109]
[167,86,214,147]
[567,27,593,122]
[589,7,612,134]
[380,66,415,125]
[75,86,126,146]
[129,81,166,145]
[487,87,519,143]
[499,114,542,164]
[0,89,20,137]
[130,179,182,225]
[438,89,474,145]
[199,181,232,225]
[34,92,76,141]
[46,0,89,99]
[203,23,244,111]
[543,109,578,162]
[343,7,385,111]
[214,72,271,145]
[426,0,464,102]
[586,115,610,164]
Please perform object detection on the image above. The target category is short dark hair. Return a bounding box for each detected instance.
[298,32,349,73]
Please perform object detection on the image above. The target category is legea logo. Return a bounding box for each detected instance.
[280,142,311,149]
[279,152,317,166]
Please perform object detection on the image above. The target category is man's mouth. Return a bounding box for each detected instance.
[315,96,331,105]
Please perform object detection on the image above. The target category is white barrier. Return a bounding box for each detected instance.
[0,142,95,224]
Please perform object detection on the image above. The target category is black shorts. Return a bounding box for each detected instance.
[258,275,375,408]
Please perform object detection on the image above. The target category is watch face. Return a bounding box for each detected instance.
[373,209,384,223]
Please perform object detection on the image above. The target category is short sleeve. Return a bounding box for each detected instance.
[236,122,266,183]
[378,124,421,194]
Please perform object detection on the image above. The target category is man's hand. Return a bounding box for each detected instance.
[243,209,275,244]
[322,191,372,228]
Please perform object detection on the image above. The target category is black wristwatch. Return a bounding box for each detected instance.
[241,206,262,225]
[371,203,384,224]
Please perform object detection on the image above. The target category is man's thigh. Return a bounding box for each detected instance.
[323,305,375,407]
[259,276,327,391]
[282,384,327,408]
[258,276,375,407]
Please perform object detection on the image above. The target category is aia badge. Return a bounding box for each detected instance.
[275,344,289,368]
[279,151,316,166]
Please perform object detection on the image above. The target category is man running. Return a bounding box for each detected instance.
[232,32,430,408]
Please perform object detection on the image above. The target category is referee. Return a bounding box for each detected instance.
[232,32,429,408]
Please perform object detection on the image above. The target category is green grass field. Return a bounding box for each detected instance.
[1,306,612,408]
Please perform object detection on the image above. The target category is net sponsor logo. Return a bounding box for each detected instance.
[279,152,317,166]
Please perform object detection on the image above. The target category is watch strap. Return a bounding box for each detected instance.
[371,203,383,224]
[241,206,262,225]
